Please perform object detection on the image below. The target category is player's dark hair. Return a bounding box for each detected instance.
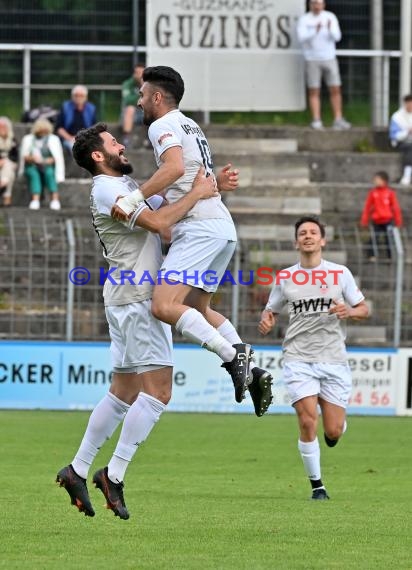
[142,66,185,106]
[374,170,389,183]
[72,122,107,175]
[294,215,326,239]
[403,94,412,103]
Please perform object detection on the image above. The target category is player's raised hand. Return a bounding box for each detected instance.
[192,166,219,200]
[258,309,276,335]
[111,195,130,221]
[216,163,239,192]
[329,299,350,319]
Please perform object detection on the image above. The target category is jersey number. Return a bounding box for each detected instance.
[196,137,214,174]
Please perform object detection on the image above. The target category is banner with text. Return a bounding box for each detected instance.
[0,342,398,415]
[146,0,306,111]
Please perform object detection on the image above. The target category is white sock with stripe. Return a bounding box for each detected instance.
[298,438,321,482]
[72,393,129,479]
[176,308,236,362]
[107,392,166,484]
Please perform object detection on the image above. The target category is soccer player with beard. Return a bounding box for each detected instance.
[111,66,273,417]
[56,123,218,520]
[259,216,369,500]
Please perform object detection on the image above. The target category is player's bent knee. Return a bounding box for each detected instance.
[157,389,172,405]
[325,426,343,441]
[150,300,169,321]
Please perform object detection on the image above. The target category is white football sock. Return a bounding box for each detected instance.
[217,318,256,371]
[176,308,236,362]
[217,319,242,344]
[107,392,166,484]
[298,438,321,481]
[72,393,129,479]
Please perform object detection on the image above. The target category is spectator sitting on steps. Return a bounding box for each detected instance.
[56,85,97,153]
[19,118,65,210]
[389,94,412,186]
[121,62,146,148]
[0,116,18,207]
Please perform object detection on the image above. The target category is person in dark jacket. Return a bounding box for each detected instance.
[56,85,97,153]
[360,171,403,260]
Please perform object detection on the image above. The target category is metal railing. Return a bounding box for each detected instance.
[0,43,411,126]
[0,212,410,347]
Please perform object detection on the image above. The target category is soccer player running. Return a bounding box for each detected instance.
[56,123,218,519]
[112,66,273,417]
[258,216,369,500]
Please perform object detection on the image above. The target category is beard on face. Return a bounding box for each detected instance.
[142,108,155,126]
[103,150,133,175]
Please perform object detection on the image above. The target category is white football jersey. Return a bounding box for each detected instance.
[266,259,364,363]
[90,174,162,306]
[148,109,233,223]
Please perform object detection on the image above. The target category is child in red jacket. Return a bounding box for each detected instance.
[360,171,403,260]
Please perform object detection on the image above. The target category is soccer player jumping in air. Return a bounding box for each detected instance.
[259,216,369,500]
[112,66,273,417]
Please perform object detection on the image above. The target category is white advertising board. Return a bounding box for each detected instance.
[0,342,398,415]
[146,0,306,111]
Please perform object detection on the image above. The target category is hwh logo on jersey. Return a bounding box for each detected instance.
[291,298,333,314]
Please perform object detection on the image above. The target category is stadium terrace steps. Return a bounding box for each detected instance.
[346,325,387,344]
[199,124,392,153]
[206,137,298,154]
[224,195,321,216]
[306,151,402,183]
[248,249,347,267]
[10,121,392,152]
[237,224,334,242]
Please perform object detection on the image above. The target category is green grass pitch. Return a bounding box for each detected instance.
[1,411,411,569]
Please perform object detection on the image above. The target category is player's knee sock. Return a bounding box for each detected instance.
[298,438,322,487]
[217,319,257,371]
[107,392,166,484]
[72,393,129,479]
[217,319,242,344]
[176,308,236,362]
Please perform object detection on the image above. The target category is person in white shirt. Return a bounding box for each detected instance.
[259,216,369,500]
[56,122,218,520]
[297,0,350,130]
[112,65,273,418]
[389,94,412,186]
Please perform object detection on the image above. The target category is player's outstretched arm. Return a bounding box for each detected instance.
[216,163,239,192]
[130,167,218,233]
[258,309,277,335]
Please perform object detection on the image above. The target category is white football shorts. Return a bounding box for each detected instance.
[159,224,237,293]
[105,300,173,373]
[282,360,352,408]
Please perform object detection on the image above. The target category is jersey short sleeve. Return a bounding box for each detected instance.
[341,266,365,307]
[266,283,287,313]
[92,177,148,231]
[149,118,182,158]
